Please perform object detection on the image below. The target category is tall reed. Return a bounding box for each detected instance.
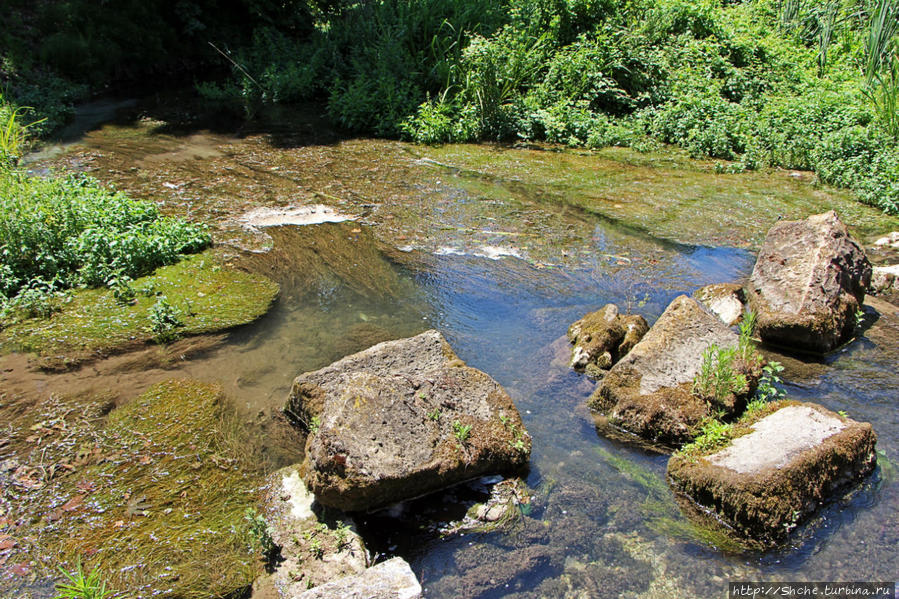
[864,0,898,85]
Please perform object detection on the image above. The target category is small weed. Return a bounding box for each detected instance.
[692,345,749,406]
[308,415,322,434]
[452,420,472,445]
[680,418,733,457]
[54,561,112,599]
[838,410,849,418]
[245,507,277,559]
[333,521,351,549]
[149,296,183,343]
[108,275,136,305]
[428,407,441,421]
[756,361,785,403]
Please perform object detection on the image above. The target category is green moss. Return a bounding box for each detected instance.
[0,250,278,367]
[422,144,899,248]
[597,447,742,550]
[0,379,266,598]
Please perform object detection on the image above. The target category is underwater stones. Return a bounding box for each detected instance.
[567,304,649,374]
[746,211,871,353]
[287,330,531,512]
[667,403,877,546]
[590,295,747,446]
[693,283,745,326]
[256,464,368,597]
[297,557,422,599]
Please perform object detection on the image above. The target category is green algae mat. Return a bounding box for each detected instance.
[0,251,278,369]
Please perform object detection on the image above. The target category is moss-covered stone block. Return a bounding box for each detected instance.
[667,402,877,546]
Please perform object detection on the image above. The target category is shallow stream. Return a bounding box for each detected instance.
[15,100,899,597]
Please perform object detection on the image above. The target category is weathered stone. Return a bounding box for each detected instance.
[287,330,531,512]
[254,464,368,597]
[870,265,899,295]
[667,402,877,546]
[590,295,758,446]
[746,211,871,353]
[298,557,422,599]
[567,304,649,373]
[693,283,745,326]
[873,231,899,249]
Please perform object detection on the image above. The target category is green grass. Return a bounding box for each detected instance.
[54,562,112,599]
[0,250,279,367]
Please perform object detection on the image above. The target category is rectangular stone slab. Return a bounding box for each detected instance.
[667,402,877,546]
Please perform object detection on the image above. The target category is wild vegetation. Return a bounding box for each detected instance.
[197,0,899,214]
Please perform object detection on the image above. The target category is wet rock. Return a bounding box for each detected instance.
[870,265,899,297]
[567,304,649,374]
[693,283,745,326]
[746,211,871,353]
[452,477,531,533]
[873,231,899,249]
[590,295,756,446]
[287,330,531,512]
[254,464,368,597]
[667,403,877,546]
[297,557,422,599]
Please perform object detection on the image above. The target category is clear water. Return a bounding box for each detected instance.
[24,103,899,597]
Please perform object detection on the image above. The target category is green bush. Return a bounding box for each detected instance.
[0,171,211,306]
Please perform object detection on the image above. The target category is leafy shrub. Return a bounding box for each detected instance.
[0,171,211,309]
[813,126,899,214]
[647,91,750,160]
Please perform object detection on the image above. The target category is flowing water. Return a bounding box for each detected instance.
[13,98,899,597]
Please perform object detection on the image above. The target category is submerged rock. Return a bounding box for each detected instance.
[667,402,877,546]
[297,557,422,599]
[254,464,368,597]
[567,304,648,374]
[746,211,871,353]
[286,330,531,512]
[693,283,745,326]
[590,295,758,446]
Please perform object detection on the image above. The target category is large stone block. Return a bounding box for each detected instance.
[746,211,871,353]
[298,557,422,599]
[667,403,877,546]
[286,330,530,512]
[590,295,758,446]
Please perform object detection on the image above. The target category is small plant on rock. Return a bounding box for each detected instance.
[245,507,277,560]
[692,345,749,405]
[680,417,733,457]
[453,420,472,445]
